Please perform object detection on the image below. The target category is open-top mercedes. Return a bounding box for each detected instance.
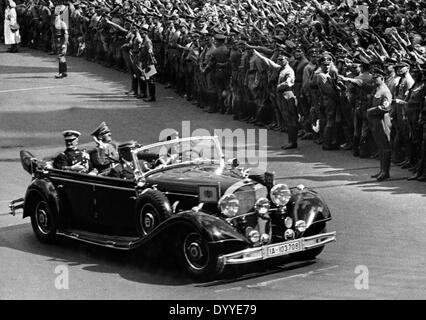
[9,135,336,280]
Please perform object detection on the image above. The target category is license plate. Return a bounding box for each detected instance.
[265,239,302,258]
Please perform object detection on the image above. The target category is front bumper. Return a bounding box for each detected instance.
[218,231,336,266]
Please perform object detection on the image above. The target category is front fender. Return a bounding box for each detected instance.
[289,188,331,230]
[23,178,61,219]
[146,210,251,255]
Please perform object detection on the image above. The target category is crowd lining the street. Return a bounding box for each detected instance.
[2,0,426,181]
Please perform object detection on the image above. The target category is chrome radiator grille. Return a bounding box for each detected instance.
[233,184,268,214]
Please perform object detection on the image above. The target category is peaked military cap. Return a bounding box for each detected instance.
[91,121,111,137]
[118,140,137,151]
[214,33,226,41]
[371,67,386,77]
[62,130,81,141]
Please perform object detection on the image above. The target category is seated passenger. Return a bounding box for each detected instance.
[108,141,137,180]
[158,130,180,166]
[90,121,119,173]
[53,130,96,174]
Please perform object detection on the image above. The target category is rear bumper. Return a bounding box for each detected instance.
[9,198,24,216]
[218,231,336,266]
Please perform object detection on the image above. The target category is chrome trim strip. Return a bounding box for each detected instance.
[224,180,255,196]
[164,191,199,198]
[219,231,336,266]
[56,231,137,251]
[49,177,135,192]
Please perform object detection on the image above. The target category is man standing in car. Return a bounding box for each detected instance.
[90,121,119,173]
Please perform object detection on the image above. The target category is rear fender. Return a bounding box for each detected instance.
[23,178,61,219]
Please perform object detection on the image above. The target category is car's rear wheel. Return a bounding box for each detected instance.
[176,228,222,281]
[136,190,172,236]
[30,195,57,243]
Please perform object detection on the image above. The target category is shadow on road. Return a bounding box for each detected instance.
[0,223,318,287]
[267,145,426,197]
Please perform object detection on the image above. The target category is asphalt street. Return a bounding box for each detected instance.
[1,44,426,300]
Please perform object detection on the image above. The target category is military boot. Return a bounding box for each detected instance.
[377,151,391,181]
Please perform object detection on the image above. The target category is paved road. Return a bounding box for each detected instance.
[1,44,426,300]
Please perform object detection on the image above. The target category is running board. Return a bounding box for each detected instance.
[56,229,143,250]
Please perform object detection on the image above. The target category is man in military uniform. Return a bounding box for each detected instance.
[199,33,216,112]
[138,24,157,102]
[338,62,373,156]
[316,54,341,150]
[367,68,393,181]
[53,9,69,79]
[90,121,119,173]
[53,130,92,173]
[108,141,137,180]
[290,47,309,137]
[205,33,230,114]
[403,67,426,176]
[276,54,297,149]
[392,61,415,166]
[413,91,426,182]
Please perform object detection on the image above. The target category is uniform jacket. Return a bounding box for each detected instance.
[369,83,393,140]
[90,142,119,172]
[108,161,135,180]
[277,64,295,97]
[53,148,91,172]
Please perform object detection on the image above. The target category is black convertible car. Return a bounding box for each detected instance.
[9,136,336,280]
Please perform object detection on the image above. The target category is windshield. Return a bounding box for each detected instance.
[132,136,225,176]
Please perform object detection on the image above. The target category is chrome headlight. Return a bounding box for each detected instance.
[245,227,260,243]
[255,198,270,216]
[284,217,293,229]
[270,184,292,206]
[218,194,240,218]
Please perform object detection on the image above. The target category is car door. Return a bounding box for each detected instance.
[92,175,136,235]
[48,169,96,229]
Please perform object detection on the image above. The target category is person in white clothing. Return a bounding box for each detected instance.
[4,0,20,53]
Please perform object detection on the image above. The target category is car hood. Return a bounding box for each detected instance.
[145,165,252,195]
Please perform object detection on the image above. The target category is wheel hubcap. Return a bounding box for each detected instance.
[184,233,208,270]
[144,213,154,229]
[140,204,158,235]
[35,201,50,234]
[188,242,202,260]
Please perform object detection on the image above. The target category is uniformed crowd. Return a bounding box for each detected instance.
[4,0,426,182]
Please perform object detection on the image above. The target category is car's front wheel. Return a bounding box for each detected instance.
[176,228,223,281]
[135,189,172,237]
[30,195,57,243]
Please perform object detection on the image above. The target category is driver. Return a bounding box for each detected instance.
[158,130,180,166]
